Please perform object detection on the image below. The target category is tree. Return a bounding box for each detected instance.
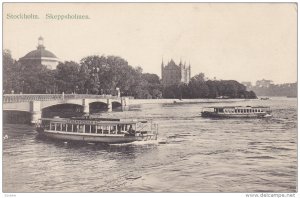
[3,50,22,93]
[55,61,85,94]
[188,74,209,98]
[21,63,54,94]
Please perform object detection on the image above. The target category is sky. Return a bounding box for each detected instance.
[3,3,297,84]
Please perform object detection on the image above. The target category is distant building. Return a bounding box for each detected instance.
[241,81,252,89]
[19,37,60,70]
[255,79,273,88]
[161,59,191,86]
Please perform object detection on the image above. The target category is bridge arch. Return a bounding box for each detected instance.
[89,101,108,114]
[112,101,122,109]
[3,110,32,124]
[42,103,84,118]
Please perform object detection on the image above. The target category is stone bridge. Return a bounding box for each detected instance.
[3,94,131,123]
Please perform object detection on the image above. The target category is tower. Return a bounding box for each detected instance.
[38,36,44,47]
[189,61,191,80]
[19,37,60,70]
[161,58,191,87]
[161,58,164,80]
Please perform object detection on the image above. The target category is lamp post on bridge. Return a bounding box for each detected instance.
[116,87,120,98]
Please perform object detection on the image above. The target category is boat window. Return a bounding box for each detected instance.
[110,125,117,134]
[85,125,91,133]
[103,125,109,134]
[62,124,67,131]
[219,108,224,113]
[56,123,61,131]
[96,125,103,134]
[77,125,84,133]
[50,123,55,131]
[117,125,122,133]
[66,124,73,132]
[73,125,78,132]
[91,125,96,133]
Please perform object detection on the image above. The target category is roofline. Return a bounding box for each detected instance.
[39,118,148,125]
[19,57,60,61]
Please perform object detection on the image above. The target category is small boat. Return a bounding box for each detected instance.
[201,106,272,118]
[260,97,270,100]
[36,116,158,144]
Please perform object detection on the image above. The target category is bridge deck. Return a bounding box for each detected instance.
[3,94,128,103]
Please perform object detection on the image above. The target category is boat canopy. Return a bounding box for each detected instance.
[39,117,149,125]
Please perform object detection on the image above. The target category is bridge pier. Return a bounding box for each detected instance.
[82,99,89,114]
[121,97,129,110]
[107,99,112,112]
[30,101,41,124]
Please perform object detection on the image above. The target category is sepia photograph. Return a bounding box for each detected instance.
[2,2,297,195]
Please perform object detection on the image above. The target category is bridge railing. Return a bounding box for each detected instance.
[3,94,133,103]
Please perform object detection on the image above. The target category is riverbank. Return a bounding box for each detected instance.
[129,98,253,105]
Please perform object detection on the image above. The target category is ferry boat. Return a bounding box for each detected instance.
[201,106,272,118]
[36,116,158,144]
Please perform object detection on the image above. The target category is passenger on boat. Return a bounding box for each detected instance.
[128,125,135,135]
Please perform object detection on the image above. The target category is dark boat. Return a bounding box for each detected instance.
[201,106,272,118]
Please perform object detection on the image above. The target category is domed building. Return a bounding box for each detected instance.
[19,37,59,70]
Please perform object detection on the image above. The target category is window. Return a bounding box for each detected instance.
[56,123,61,131]
[85,125,91,133]
[73,125,78,132]
[96,125,103,134]
[103,125,109,134]
[67,124,73,132]
[77,125,84,133]
[50,123,55,131]
[62,124,67,131]
[91,125,96,133]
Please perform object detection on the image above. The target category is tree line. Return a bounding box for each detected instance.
[163,73,257,99]
[3,50,256,99]
[251,83,297,97]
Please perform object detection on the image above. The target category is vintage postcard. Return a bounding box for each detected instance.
[2,2,297,196]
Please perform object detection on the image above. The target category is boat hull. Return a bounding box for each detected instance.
[37,129,155,144]
[201,112,270,118]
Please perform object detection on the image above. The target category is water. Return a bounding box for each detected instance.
[3,98,297,192]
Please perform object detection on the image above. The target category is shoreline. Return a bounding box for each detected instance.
[129,98,254,105]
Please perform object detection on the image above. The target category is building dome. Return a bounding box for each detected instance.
[19,37,59,70]
[22,48,57,59]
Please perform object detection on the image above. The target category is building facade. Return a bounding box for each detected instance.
[255,79,273,88]
[19,37,60,70]
[161,59,191,87]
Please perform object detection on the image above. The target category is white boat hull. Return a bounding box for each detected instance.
[38,129,155,144]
